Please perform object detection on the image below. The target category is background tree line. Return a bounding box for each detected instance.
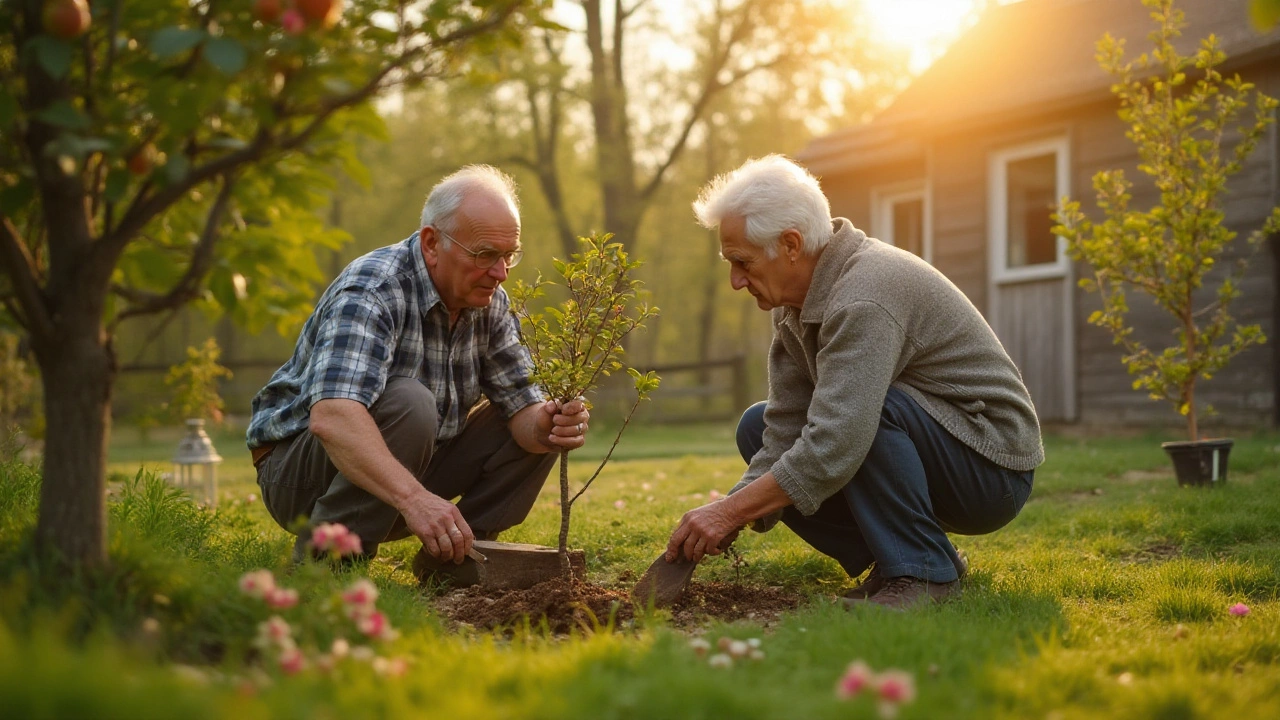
[105,0,913,428]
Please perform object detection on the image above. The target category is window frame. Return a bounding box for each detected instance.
[871,179,932,264]
[987,136,1071,284]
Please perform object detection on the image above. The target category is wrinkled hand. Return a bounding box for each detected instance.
[403,490,474,564]
[543,396,590,450]
[666,500,744,564]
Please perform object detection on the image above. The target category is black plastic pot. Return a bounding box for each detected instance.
[1160,438,1233,487]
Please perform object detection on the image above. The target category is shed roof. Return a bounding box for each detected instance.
[801,0,1280,175]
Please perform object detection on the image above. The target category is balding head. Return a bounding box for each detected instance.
[420,165,520,235]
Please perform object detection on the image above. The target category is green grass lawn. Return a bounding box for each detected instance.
[3,425,1279,719]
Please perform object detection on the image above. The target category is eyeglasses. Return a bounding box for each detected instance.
[436,227,523,269]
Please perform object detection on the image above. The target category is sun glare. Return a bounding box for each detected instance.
[863,0,982,69]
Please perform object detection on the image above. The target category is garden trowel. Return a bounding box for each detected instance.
[631,551,698,607]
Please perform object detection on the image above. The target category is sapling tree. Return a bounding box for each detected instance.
[165,337,233,425]
[1054,0,1280,440]
[508,233,659,574]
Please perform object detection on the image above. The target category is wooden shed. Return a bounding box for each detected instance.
[800,0,1280,428]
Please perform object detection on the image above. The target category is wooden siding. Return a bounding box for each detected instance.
[929,136,990,308]
[990,278,1072,420]
[818,160,926,233]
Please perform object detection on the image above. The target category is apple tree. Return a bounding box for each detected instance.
[0,0,543,568]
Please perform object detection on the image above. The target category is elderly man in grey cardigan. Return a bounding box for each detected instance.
[664,155,1043,610]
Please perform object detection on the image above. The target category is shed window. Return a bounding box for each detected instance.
[989,136,1070,282]
[891,198,926,258]
[1005,153,1058,268]
[873,181,931,263]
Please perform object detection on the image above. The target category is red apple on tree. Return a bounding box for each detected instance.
[43,0,91,40]
[252,0,283,24]
[295,0,343,29]
[127,144,157,176]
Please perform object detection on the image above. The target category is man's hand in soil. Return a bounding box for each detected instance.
[666,501,743,564]
[404,490,475,564]
[666,473,792,562]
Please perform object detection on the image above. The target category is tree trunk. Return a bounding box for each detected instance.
[556,449,572,576]
[32,315,115,568]
[697,132,721,410]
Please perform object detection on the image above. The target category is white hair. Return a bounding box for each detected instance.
[692,154,832,257]
[419,165,521,240]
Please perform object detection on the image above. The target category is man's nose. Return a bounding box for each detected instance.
[488,260,510,281]
[729,267,748,291]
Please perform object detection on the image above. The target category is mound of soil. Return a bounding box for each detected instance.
[434,577,806,634]
[667,582,804,629]
[436,577,636,634]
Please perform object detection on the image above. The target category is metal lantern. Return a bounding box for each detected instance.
[172,418,222,506]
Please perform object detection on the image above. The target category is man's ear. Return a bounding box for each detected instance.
[420,226,440,267]
[780,229,804,262]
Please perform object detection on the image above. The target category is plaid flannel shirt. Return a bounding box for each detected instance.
[246,233,544,449]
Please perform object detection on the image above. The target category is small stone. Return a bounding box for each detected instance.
[689,638,711,656]
[746,638,762,648]
[717,636,734,651]
[727,640,749,658]
[748,649,765,661]
[708,653,732,669]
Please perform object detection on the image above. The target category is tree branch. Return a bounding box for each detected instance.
[0,215,53,339]
[97,2,525,273]
[569,392,645,505]
[619,0,653,21]
[110,175,235,328]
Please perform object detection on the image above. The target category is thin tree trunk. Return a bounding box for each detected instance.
[1184,310,1199,441]
[557,449,572,577]
[697,130,720,410]
[33,317,115,567]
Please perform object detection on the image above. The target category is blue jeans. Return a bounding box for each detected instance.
[736,386,1034,582]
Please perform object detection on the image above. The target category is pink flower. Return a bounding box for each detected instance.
[875,670,916,703]
[279,646,305,675]
[281,9,305,34]
[255,616,293,651]
[1230,603,1250,617]
[613,500,626,510]
[373,656,409,677]
[333,531,363,558]
[357,610,396,640]
[238,569,275,599]
[265,587,299,609]
[837,660,875,699]
[313,523,364,557]
[311,523,343,551]
[341,578,379,613]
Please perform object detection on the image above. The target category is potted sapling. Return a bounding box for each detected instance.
[1054,0,1280,486]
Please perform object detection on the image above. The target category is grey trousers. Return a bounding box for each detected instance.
[256,377,557,556]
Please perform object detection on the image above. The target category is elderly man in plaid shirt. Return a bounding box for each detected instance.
[247,165,590,567]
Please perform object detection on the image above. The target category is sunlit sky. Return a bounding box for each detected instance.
[862,0,986,71]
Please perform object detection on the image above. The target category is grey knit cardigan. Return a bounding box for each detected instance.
[731,219,1045,518]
